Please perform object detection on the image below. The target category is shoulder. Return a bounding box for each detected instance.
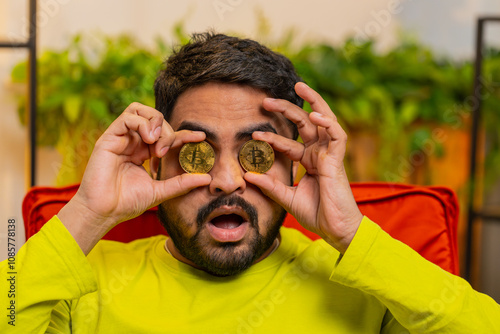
[87,235,166,270]
[279,226,339,273]
[279,226,314,251]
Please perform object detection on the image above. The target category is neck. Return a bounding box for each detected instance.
[164,235,281,270]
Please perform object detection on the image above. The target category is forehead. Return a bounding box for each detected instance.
[169,83,293,139]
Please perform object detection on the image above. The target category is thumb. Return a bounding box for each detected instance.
[244,173,294,212]
[151,174,212,206]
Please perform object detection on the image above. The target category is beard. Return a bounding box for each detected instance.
[157,195,287,277]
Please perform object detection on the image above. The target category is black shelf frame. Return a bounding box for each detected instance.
[465,16,500,281]
[1,0,37,187]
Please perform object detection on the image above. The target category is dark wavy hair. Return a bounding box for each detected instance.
[154,32,303,139]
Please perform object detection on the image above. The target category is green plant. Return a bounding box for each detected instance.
[481,48,500,188]
[11,34,166,185]
[10,27,500,187]
[283,39,489,181]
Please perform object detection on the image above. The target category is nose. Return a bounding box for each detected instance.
[209,150,246,195]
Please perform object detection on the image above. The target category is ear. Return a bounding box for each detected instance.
[150,157,161,180]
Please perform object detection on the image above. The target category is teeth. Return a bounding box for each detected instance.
[215,221,240,229]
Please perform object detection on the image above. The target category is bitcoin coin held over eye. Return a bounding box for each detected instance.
[239,140,274,173]
[179,141,215,174]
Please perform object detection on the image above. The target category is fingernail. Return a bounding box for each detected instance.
[311,111,323,117]
[160,146,168,156]
[253,131,264,136]
[154,126,161,138]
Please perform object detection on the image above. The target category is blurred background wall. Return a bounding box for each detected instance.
[1,0,499,299]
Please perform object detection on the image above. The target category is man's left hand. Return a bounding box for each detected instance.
[245,82,363,254]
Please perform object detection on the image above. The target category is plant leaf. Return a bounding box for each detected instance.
[86,98,110,122]
[400,99,420,126]
[63,95,82,123]
[10,62,27,83]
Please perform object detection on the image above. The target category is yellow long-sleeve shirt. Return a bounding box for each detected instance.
[1,216,499,333]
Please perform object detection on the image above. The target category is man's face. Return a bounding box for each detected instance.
[157,82,294,276]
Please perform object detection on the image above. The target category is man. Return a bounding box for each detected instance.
[1,32,499,333]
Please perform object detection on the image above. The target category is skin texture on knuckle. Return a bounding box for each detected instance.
[283,145,294,159]
[296,116,309,130]
[127,102,142,112]
[274,99,290,113]
[157,134,173,153]
[151,113,165,127]
[166,131,177,144]
[174,174,185,195]
[267,177,280,198]
[94,134,107,148]
[121,112,140,130]
[338,128,348,143]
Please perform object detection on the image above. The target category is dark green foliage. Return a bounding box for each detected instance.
[10,30,500,184]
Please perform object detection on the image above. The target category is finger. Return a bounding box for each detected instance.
[244,172,295,212]
[252,131,305,162]
[154,128,207,157]
[123,131,152,164]
[262,98,318,145]
[107,111,159,146]
[294,82,336,120]
[96,114,151,157]
[309,112,347,158]
[151,173,212,205]
[150,118,174,158]
[124,102,165,139]
[172,130,206,148]
[316,124,331,149]
[150,118,175,157]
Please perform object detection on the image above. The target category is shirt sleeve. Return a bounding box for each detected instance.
[0,216,97,333]
[330,216,500,333]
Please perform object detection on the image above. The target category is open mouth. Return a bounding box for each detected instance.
[211,214,244,229]
[206,209,251,243]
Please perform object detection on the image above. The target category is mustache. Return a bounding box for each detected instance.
[196,195,259,228]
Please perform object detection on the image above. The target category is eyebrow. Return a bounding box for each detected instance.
[176,121,278,142]
[235,123,278,141]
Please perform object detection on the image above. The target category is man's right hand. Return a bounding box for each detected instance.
[57,103,212,255]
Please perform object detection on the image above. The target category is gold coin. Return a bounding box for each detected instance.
[179,141,215,174]
[239,140,274,173]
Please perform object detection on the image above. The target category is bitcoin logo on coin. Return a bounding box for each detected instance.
[179,141,215,174]
[239,140,274,173]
